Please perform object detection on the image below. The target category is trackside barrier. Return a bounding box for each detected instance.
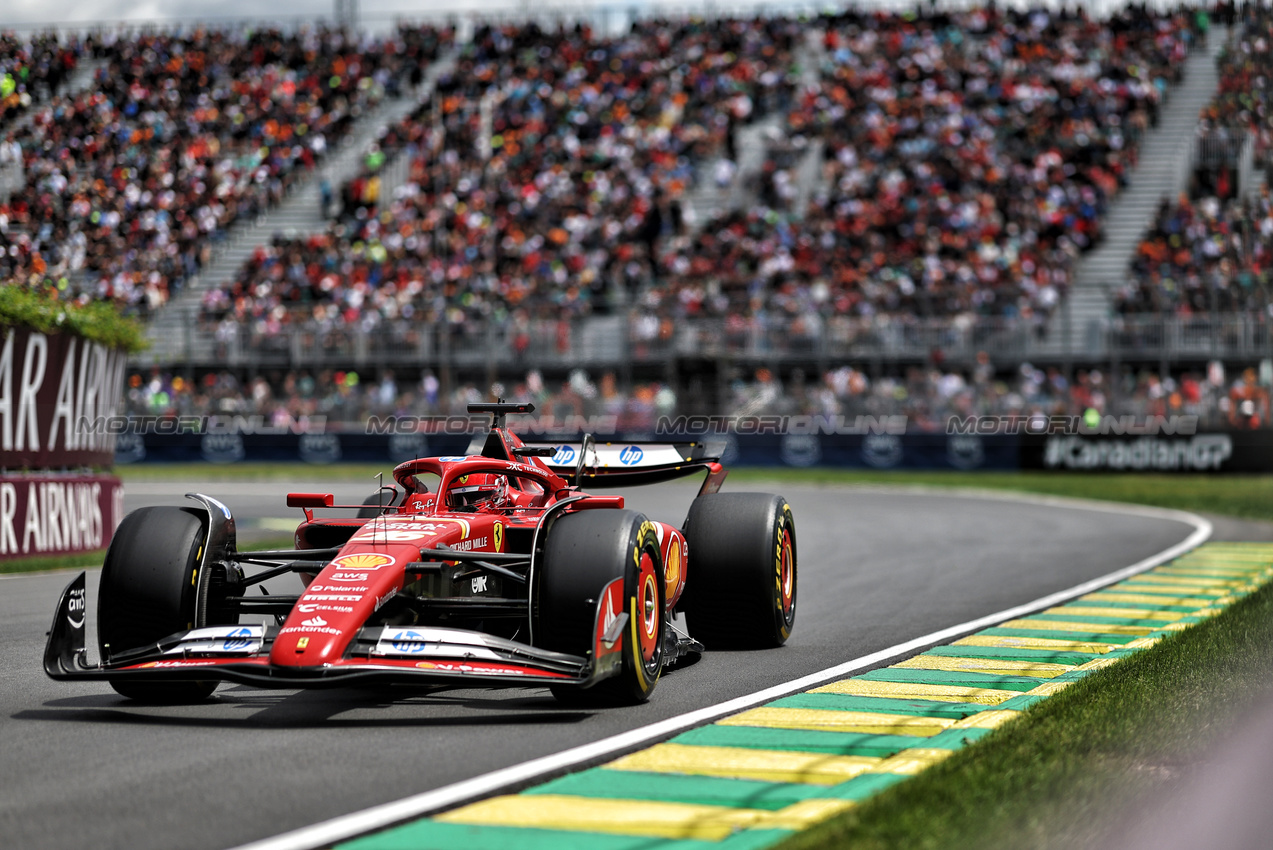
[112,431,1272,472]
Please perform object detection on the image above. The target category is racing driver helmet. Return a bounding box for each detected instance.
[446,473,509,512]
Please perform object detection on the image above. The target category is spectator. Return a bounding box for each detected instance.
[1,24,450,317]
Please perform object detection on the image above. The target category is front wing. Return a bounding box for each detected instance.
[44,573,628,690]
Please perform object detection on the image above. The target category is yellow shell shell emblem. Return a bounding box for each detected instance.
[664,538,682,593]
[332,553,395,570]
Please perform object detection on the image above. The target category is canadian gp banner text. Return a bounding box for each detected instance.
[0,474,124,560]
[0,327,126,468]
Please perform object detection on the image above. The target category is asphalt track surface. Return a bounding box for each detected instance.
[2,479,1266,850]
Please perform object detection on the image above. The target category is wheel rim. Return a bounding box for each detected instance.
[778,527,795,622]
[637,551,660,665]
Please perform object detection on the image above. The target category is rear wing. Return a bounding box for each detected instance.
[463,436,728,487]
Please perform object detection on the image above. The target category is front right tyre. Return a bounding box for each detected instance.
[535,509,665,704]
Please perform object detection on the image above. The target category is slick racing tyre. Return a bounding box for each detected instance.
[98,506,219,703]
[357,487,403,518]
[682,493,796,649]
[535,510,665,704]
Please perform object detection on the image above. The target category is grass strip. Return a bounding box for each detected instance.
[0,549,107,575]
[773,575,1273,850]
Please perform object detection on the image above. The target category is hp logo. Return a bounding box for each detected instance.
[222,627,253,651]
[619,445,644,465]
[553,445,576,464]
[391,631,426,654]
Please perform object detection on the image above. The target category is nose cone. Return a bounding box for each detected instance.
[269,547,414,668]
[271,614,348,665]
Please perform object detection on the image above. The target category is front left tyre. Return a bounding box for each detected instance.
[98,506,220,703]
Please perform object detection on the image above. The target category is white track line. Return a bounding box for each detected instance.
[230,497,1211,850]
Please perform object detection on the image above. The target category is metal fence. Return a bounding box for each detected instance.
[134,312,1273,371]
[1106,314,1273,360]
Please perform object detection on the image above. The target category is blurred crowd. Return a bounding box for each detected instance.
[1116,3,1273,315]
[656,5,1190,326]
[0,30,84,125]
[0,24,451,317]
[123,365,682,433]
[1118,189,1273,314]
[123,356,1270,432]
[729,355,1270,429]
[199,17,801,334]
[5,9,1271,439]
[199,6,1197,342]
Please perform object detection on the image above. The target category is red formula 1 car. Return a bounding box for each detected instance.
[44,402,796,704]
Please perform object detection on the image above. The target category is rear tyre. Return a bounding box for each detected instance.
[357,487,403,518]
[536,510,665,704]
[682,493,796,649]
[99,506,218,703]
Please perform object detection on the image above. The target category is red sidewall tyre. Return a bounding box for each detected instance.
[682,493,797,649]
[536,509,665,704]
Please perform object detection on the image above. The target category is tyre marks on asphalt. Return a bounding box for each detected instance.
[335,543,1273,850]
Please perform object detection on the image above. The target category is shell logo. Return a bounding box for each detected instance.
[664,538,682,596]
[331,553,396,571]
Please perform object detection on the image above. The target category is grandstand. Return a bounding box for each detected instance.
[1,3,1269,428]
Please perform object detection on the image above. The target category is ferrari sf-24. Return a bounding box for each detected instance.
[44,402,797,704]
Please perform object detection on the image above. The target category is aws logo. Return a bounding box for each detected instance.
[330,553,396,571]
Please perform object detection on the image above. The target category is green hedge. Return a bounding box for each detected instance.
[0,285,147,352]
